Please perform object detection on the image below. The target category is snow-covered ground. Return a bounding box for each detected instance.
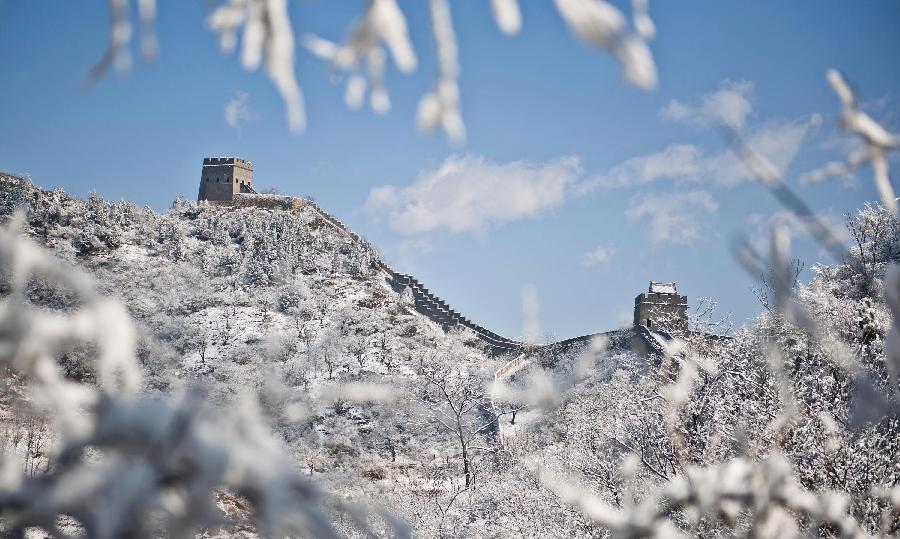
[3,175,899,537]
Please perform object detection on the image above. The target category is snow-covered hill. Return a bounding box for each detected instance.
[0,173,629,535]
[3,173,898,537]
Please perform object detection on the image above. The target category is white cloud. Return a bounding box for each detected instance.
[579,244,614,266]
[225,91,257,129]
[575,144,703,192]
[661,80,755,129]
[578,115,821,192]
[626,190,718,247]
[365,154,582,236]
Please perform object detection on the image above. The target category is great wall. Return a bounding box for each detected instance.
[279,193,675,359]
[285,193,530,356]
[0,160,685,367]
[199,156,688,359]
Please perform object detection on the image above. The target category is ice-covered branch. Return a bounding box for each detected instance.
[418,0,466,144]
[805,70,900,212]
[83,0,158,86]
[552,0,657,90]
[303,0,417,114]
[84,1,659,140]
[531,454,870,538]
[208,0,306,131]
[490,0,522,35]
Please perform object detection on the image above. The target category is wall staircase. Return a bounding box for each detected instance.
[385,272,523,356]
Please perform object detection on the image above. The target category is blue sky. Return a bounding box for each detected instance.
[1,1,899,341]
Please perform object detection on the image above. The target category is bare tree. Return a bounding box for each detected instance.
[418,364,494,489]
[346,333,368,372]
[751,258,805,314]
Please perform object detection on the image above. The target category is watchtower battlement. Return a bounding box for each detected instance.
[202,157,254,169]
[634,281,688,332]
[198,157,255,202]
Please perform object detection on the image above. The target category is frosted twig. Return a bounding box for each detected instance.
[303,0,417,114]
[84,0,158,86]
[552,0,657,90]
[418,0,466,144]
[81,0,660,142]
[530,454,870,538]
[806,70,900,212]
[208,0,306,131]
[490,0,522,35]
[725,126,847,263]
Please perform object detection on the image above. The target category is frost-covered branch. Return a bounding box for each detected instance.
[83,0,158,87]
[553,0,657,90]
[417,0,465,143]
[804,70,900,213]
[83,1,658,139]
[530,454,873,538]
[207,0,306,131]
[303,0,417,115]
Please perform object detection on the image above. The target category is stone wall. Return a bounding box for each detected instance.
[231,192,302,211]
[280,198,528,355]
[385,271,523,357]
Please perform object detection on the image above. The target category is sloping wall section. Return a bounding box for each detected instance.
[248,193,672,358]
[297,197,523,355]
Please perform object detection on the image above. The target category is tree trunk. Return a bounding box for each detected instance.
[457,421,471,488]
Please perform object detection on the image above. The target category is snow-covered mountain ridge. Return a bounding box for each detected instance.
[4,172,898,537]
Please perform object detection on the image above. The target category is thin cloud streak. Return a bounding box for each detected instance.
[577,115,822,193]
[579,244,614,266]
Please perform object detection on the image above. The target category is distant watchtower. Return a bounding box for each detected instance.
[634,282,688,332]
[198,157,255,202]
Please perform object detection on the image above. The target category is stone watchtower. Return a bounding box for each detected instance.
[197,157,255,202]
[634,282,688,332]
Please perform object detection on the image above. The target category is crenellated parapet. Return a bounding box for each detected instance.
[634,281,688,332]
[385,270,523,356]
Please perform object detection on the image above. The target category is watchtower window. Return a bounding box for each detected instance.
[647,318,652,328]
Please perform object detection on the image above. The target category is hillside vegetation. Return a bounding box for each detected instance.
[1,174,899,537]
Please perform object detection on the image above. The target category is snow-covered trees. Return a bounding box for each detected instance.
[2,63,900,534]
[4,163,900,535]
[0,214,407,537]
